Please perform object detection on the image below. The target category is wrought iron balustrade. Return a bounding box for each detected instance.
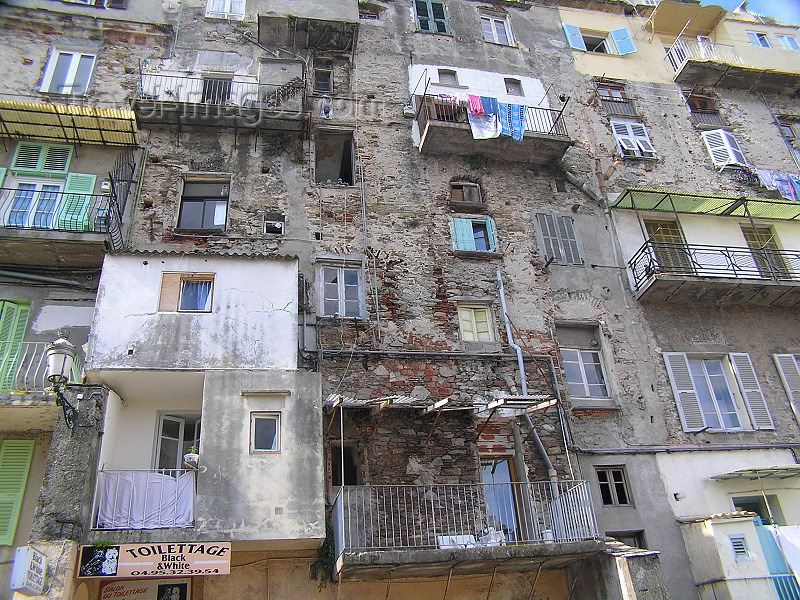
[93,469,196,530]
[0,341,84,393]
[332,480,596,559]
[136,72,305,111]
[629,240,800,292]
[665,38,742,73]
[415,95,569,138]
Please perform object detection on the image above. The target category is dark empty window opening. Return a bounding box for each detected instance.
[450,182,483,206]
[331,444,359,486]
[733,495,785,525]
[201,77,232,104]
[263,212,285,235]
[314,68,333,93]
[504,78,523,96]
[583,35,609,53]
[687,95,717,113]
[315,131,355,186]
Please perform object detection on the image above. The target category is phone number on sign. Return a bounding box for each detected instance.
[128,569,220,576]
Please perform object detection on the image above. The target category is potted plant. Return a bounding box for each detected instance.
[183,445,199,468]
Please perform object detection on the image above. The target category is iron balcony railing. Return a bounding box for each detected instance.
[332,480,597,559]
[0,187,123,249]
[698,574,800,599]
[136,72,305,111]
[665,38,743,73]
[0,341,85,393]
[415,95,570,139]
[93,469,196,530]
[629,240,800,292]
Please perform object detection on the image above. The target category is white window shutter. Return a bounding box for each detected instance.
[724,131,748,166]
[537,213,563,262]
[664,352,706,431]
[729,353,774,430]
[774,354,800,405]
[702,129,746,168]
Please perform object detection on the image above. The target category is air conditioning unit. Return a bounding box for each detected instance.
[264,218,284,235]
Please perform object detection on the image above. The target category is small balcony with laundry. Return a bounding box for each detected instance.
[408,65,572,164]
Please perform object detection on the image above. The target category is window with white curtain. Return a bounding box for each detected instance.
[206,0,244,19]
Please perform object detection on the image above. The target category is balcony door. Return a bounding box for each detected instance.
[644,220,693,274]
[480,458,520,543]
[7,181,62,228]
[155,414,201,471]
[741,226,790,279]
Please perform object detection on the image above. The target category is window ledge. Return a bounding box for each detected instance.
[622,155,658,162]
[173,228,226,235]
[39,91,90,98]
[694,123,731,131]
[570,397,618,411]
[449,201,488,212]
[317,315,366,322]
[484,41,518,49]
[414,30,454,37]
[462,341,502,353]
[454,250,502,259]
[315,183,356,189]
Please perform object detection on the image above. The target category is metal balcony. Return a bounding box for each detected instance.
[0,341,85,393]
[628,240,800,305]
[332,480,598,580]
[414,95,572,164]
[132,72,307,131]
[92,469,196,530]
[0,186,124,267]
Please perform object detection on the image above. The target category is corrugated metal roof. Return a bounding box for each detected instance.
[108,249,299,260]
[612,187,800,221]
[0,100,138,146]
[678,511,757,523]
[709,464,800,480]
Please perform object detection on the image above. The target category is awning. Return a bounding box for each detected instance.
[710,465,800,481]
[611,187,800,222]
[646,0,727,37]
[0,100,138,146]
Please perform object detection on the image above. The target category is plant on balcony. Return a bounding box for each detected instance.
[183,445,199,468]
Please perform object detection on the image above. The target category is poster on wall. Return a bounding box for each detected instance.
[100,579,192,600]
[78,543,231,578]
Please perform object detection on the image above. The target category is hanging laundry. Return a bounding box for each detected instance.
[480,96,499,116]
[319,96,333,119]
[756,169,777,190]
[468,95,484,115]
[468,112,501,140]
[499,103,527,142]
[789,174,800,199]
[772,172,797,201]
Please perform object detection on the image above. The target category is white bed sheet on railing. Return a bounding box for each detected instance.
[97,471,194,529]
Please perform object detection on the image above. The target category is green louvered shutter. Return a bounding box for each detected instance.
[55,173,96,231]
[0,168,6,188]
[452,218,475,251]
[11,143,72,177]
[0,439,35,545]
[0,302,30,392]
[486,218,497,252]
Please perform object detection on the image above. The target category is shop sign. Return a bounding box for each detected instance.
[10,546,47,596]
[78,543,231,579]
[100,578,192,600]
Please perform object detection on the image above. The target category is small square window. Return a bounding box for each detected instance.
[457,304,495,342]
[159,273,215,313]
[263,213,285,235]
[504,78,523,96]
[314,69,333,93]
[320,264,363,318]
[251,413,280,452]
[40,50,97,95]
[596,466,631,506]
[438,69,458,86]
[178,180,229,231]
[451,217,497,253]
[449,182,483,207]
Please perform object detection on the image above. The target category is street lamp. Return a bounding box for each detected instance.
[45,334,78,429]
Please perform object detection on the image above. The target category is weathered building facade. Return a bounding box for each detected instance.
[3,0,800,598]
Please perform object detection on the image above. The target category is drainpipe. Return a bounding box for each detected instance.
[496,267,558,485]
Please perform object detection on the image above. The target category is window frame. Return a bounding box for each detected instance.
[563,24,637,56]
[318,263,364,319]
[561,348,611,400]
[437,69,459,86]
[610,120,656,159]
[747,31,772,48]
[595,466,632,507]
[177,179,230,232]
[205,0,244,20]
[159,273,215,313]
[777,34,800,51]
[504,78,523,96]
[313,68,333,93]
[729,535,752,561]
[457,303,496,343]
[40,50,97,96]
[701,128,748,169]
[480,14,514,46]
[5,179,64,229]
[536,213,582,266]
[414,0,449,34]
[314,130,355,186]
[449,182,484,209]
[250,412,281,454]
[451,216,498,254]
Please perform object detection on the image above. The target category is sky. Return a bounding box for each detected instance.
[702,0,800,25]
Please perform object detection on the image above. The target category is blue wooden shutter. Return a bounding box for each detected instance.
[452,218,475,251]
[56,173,96,231]
[610,27,637,55]
[563,24,586,51]
[0,302,30,392]
[486,218,497,252]
[0,439,35,545]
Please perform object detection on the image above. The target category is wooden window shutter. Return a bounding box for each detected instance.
[11,143,72,175]
[0,439,35,545]
[557,216,582,265]
[415,0,432,31]
[609,27,637,55]
[452,218,475,251]
[774,354,800,406]
[485,218,497,252]
[563,24,586,51]
[0,168,6,188]
[55,173,96,231]
[663,352,706,432]
[729,353,774,429]
[0,301,31,391]
[537,213,563,262]
[159,273,184,312]
[430,1,448,33]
